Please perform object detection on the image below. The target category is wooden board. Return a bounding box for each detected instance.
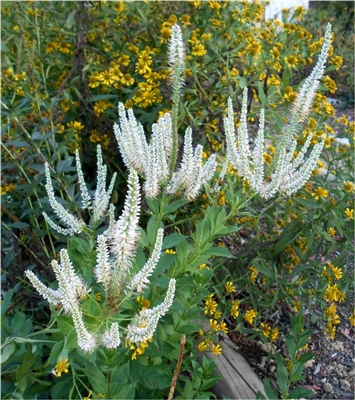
[200,322,266,399]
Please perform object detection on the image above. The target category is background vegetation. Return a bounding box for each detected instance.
[1,1,354,399]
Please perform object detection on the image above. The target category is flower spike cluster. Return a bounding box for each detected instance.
[167,127,217,201]
[43,145,116,235]
[26,249,97,353]
[224,24,332,199]
[126,278,176,344]
[114,24,216,201]
[27,168,175,353]
[114,105,216,201]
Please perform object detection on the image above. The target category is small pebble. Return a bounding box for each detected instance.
[323,382,333,393]
[331,376,339,385]
[339,379,351,392]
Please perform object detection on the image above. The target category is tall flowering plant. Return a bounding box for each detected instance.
[25,22,333,399]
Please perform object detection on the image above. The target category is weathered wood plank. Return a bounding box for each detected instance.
[200,322,266,399]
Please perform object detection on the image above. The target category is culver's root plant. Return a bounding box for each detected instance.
[24,23,334,399]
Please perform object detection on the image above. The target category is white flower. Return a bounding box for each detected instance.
[108,169,141,286]
[101,322,120,349]
[44,163,85,235]
[224,25,332,200]
[128,228,164,293]
[95,234,112,289]
[25,270,62,306]
[71,308,96,353]
[125,278,176,344]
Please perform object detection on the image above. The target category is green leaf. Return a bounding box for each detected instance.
[147,215,163,246]
[57,316,75,335]
[239,77,247,89]
[116,383,136,399]
[285,334,296,359]
[7,222,30,229]
[296,352,314,364]
[47,341,64,366]
[263,377,279,400]
[20,343,35,374]
[162,233,188,250]
[84,364,107,394]
[11,312,26,333]
[164,199,188,214]
[65,9,76,28]
[56,157,75,174]
[202,246,234,258]
[152,253,176,276]
[275,355,289,395]
[88,94,118,102]
[182,380,194,399]
[138,228,150,248]
[1,342,15,364]
[287,387,314,399]
[256,82,267,107]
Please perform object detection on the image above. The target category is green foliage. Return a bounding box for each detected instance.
[1,1,354,399]
[300,1,355,105]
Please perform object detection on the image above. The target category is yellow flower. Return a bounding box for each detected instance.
[198,339,211,352]
[211,343,222,355]
[324,136,333,148]
[312,187,328,200]
[263,152,273,165]
[135,61,151,75]
[267,74,281,86]
[88,71,103,88]
[261,322,271,338]
[160,26,172,43]
[328,263,343,280]
[342,181,354,192]
[219,321,228,334]
[271,47,280,58]
[201,33,212,41]
[249,266,258,283]
[180,14,191,26]
[209,319,219,331]
[1,183,16,195]
[324,283,344,302]
[59,42,72,54]
[349,311,355,327]
[244,309,258,325]
[204,299,217,315]
[225,281,235,293]
[231,300,240,318]
[67,121,84,132]
[323,76,337,94]
[283,86,297,102]
[284,55,299,69]
[270,327,279,343]
[165,249,176,255]
[121,73,134,86]
[95,292,101,302]
[325,302,337,318]
[118,54,130,66]
[294,301,301,312]
[328,227,336,237]
[329,55,343,70]
[246,40,262,57]
[54,358,70,377]
[209,1,222,12]
[192,43,207,57]
[93,101,109,116]
[100,70,114,86]
[345,208,354,219]
[199,263,210,270]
